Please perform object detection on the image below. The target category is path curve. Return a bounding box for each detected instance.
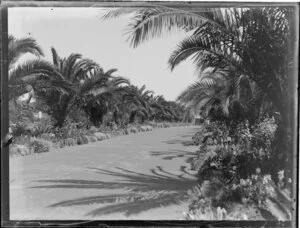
[10,125,201,220]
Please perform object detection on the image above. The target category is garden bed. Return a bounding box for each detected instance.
[184,119,293,221]
[10,122,191,157]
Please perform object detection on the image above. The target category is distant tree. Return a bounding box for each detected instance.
[80,67,130,127]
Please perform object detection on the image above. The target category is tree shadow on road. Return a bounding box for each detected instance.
[162,130,200,146]
[162,139,195,146]
[150,149,196,163]
[32,166,197,217]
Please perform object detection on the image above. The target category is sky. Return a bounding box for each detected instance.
[8,7,197,101]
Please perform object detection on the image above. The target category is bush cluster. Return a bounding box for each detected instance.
[186,118,292,220]
[10,119,190,157]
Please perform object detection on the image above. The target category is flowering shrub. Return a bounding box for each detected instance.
[185,117,292,221]
[186,184,215,217]
[233,173,275,207]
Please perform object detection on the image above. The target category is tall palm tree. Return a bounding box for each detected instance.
[114,85,152,124]
[34,47,100,127]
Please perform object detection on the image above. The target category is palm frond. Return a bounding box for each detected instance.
[102,7,145,20]
[125,7,223,48]
[109,77,130,87]
[61,53,82,80]
[9,59,75,100]
[51,47,60,67]
[8,35,44,67]
[70,58,99,81]
[168,31,243,73]
[80,74,110,95]
[104,68,118,76]
[9,59,55,84]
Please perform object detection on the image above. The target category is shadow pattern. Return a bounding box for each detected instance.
[150,149,196,162]
[32,166,197,217]
[162,139,195,146]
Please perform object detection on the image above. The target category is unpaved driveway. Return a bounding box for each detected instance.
[10,126,200,220]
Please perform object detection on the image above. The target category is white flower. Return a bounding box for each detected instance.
[263,175,272,184]
[232,184,237,190]
[278,170,285,181]
[251,175,258,181]
[240,179,246,186]
[265,186,275,196]
[256,167,261,174]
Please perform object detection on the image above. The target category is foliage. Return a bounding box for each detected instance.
[252,117,277,145]
[9,100,35,126]
[8,34,188,130]
[8,35,44,67]
[103,6,295,122]
[8,36,73,103]
[29,139,51,154]
[233,173,275,207]
[33,47,100,127]
[186,118,294,220]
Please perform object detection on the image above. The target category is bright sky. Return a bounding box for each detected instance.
[8,7,197,101]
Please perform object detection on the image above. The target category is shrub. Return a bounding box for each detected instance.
[232,173,275,208]
[146,125,153,131]
[129,127,138,133]
[76,137,83,145]
[186,118,284,221]
[81,135,89,144]
[94,132,107,141]
[13,135,31,145]
[139,126,147,132]
[89,135,97,142]
[10,144,30,156]
[76,135,89,145]
[163,123,170,128]
[29,139,50,154]
[192,127,206,145]
[253,117,277,141]
[59,138,76,147]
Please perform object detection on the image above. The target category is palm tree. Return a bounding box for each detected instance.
[80,67,130,127]
[177,67,233,118]
[123,85,153,124]
[148,95,182,122]
[103,7,295,126]
[7,35,49,102]
[168,8,293,123]
[103,6,297,187]
[34,47,100,127]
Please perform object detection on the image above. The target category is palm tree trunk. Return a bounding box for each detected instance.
[129,111,136,124]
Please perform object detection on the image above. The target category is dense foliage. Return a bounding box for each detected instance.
[103,6,296,220]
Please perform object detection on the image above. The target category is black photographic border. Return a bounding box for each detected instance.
[1,1,299,227]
